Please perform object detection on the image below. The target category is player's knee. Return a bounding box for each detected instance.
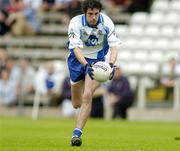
[82,92,92,104]
[72,101,81,109]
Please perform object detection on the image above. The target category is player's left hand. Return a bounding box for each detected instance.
[109,63,116,80]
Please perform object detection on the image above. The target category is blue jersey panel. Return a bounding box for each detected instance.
[67,51,105,83]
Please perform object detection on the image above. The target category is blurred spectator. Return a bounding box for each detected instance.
[45,61,57,95]
[34,61,61,106]
[160,58,178,101]
[5,0,22,13]
[41,0,56,11]
[104,0,152,15]
[6,0,40,36]
[107,67,134,119]
[60,0,82,24]
[45,61,62,106]
[0,48,8,78]
[124,0,153,13]
[0,69,17,107]
[5,57,21,83]
[54,0,72,12]
[61,75,76,117]
[17,58,36,96]
[110,0,128,5]
[23,0,42,10]
[66,0,82,18]
[0,9,11,35]
[104,0,129,15]
[0,0,11,9]
[41,0,72,12]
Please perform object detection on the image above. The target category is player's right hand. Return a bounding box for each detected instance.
[85,63,94,80]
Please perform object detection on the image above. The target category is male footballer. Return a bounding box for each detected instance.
[67,0,121,146]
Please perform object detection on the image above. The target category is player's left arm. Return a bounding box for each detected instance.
[104,14,121,65]
[109,46,118,65]
[104,14,121,79]
[108,46,118,80]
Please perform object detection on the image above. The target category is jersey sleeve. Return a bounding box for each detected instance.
[105,16,121,47]
[68,17,83,49]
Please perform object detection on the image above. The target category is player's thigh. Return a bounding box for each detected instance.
[71,80,84,107]
[83,75,100,101]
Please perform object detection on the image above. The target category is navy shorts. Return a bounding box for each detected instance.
[67,53,105,84]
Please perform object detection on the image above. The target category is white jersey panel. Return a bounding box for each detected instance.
[105,16,122,47]
[68,17,84,49]
[68,13,121,59]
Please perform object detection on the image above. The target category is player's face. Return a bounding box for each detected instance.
[85,8,100,26]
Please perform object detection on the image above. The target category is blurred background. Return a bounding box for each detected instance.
[0,0,180,121]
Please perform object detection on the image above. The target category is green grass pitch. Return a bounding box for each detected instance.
[0,117,180,151]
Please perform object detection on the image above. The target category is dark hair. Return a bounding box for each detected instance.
[82,0,102,13]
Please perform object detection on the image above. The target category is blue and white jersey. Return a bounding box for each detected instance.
[68,13,121,59]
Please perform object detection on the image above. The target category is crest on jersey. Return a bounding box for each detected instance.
[80,25,107,46]
[85,35,98,46]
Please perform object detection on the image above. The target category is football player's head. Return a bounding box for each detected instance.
[82,0,102,26]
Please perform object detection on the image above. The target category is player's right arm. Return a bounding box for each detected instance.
[68,17,87,66]
[73,47,94,80]
[68,17,93,79]
[74,47,88,66]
